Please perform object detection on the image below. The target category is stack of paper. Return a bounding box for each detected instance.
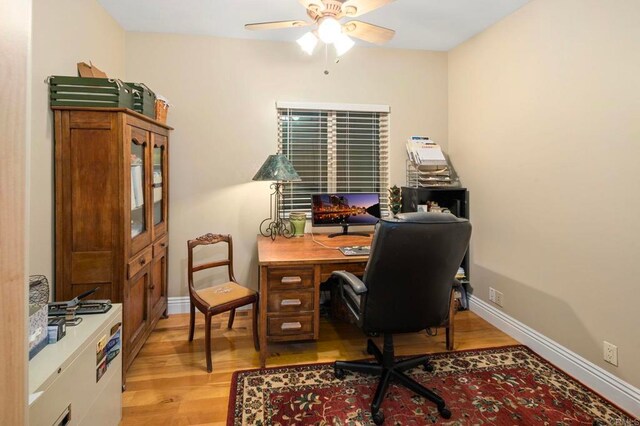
[131,164,144,209]
[153,171,163,202]
[406,136,458,187]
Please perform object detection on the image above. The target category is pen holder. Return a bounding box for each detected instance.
[289,212,306,237]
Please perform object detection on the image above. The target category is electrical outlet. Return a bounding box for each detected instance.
[494,290,504,307]
[603,341,618,366]
[489,287,503,306]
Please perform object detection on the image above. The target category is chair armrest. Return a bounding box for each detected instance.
[331,270,367,295]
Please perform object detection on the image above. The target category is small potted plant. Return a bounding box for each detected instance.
[388,185,402,216]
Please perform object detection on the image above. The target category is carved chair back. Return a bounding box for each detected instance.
[187,234,237,304]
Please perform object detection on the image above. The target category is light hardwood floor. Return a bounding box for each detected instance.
[122,309,518,425]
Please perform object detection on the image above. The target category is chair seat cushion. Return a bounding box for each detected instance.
[196,282,256,309]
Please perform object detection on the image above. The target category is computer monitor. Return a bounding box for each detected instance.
[311,192,381,238]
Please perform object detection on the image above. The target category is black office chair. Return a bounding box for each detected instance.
[332,212,471,424]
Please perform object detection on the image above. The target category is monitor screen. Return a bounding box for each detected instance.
[311,193,381,227]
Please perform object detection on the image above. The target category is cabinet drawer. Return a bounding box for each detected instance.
[267,290,314,313]
[267,314,313,337]
[320,262,366,282]
[128,247,152,279]
[267,267,313,291]
[153,235,168,257]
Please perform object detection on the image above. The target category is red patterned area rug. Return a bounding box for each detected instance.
[227,345,637,425]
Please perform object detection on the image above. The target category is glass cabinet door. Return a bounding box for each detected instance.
[129,127,151,254]
[131,141,146,238]
[152,134,168,238]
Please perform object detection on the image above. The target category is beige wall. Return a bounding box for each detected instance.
[29,0,125,287]
[1,0,30,422]
[125,33,448,299]
[449,0,640,387]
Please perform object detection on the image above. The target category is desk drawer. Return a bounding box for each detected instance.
[320,262,366,282]
[267,314,313,337]
[267,290,314,313]
[267,267,313,291]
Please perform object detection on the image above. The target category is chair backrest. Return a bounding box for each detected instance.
[360,212,471,334]
[187,234,236,294]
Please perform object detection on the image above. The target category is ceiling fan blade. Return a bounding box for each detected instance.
[341,0,396,18]
[343,20,395,44]
[245,20,312,31]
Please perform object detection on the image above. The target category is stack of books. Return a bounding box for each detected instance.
[405,136,458,187]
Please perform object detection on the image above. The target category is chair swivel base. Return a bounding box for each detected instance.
[334,336,451,425]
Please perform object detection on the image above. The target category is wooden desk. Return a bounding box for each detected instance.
[257,233,371,367]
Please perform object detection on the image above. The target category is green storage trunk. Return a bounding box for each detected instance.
[126,83,156,119]
[48,76,134,109]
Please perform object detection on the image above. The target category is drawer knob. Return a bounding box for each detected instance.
[149,284,155,290]
[281,299,302,307]
[281,322,302,331]
[139,258,146,265]
[281,276,302,284]
[160,242,167,248]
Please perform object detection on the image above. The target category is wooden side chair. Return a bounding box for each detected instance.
[187,233,259,372]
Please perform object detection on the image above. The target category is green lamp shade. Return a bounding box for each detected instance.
[252,154,301,182]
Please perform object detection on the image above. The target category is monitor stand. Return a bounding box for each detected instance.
[328,225,371,238]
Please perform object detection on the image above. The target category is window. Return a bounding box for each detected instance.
[276,102,389,215]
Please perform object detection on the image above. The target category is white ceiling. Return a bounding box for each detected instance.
[98,0,531,51]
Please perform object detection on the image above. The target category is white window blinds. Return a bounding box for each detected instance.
[276,102,389,214]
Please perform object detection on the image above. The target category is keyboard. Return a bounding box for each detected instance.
[339,246,371,256]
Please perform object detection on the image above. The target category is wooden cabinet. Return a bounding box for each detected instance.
[54,107,172,373]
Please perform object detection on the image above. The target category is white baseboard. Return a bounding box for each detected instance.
[166,296,251,315]
[167,296,190,315]
[469,294,640,417]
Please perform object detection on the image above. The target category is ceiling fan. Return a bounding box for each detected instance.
[245,0,396,56]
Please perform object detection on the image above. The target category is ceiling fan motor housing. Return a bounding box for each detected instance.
[307,0,350,21]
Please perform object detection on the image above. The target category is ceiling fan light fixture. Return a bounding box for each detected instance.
[317,17,342,44]
[297,31,318,55]
[334,33,355,56]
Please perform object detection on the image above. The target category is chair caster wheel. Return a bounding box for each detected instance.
[423,361,434,372]
[438,407,451,419]
[334,366,345,380]
[372,411,384,425]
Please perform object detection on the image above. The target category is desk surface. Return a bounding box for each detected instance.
[258,233,372,265]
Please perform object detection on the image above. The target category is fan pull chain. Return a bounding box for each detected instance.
[324,44,329,75]
[324,44,341,75]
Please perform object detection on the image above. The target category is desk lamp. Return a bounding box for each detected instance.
[253,154,301,240]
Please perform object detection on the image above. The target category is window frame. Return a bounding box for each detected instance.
[276,101,390,217]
